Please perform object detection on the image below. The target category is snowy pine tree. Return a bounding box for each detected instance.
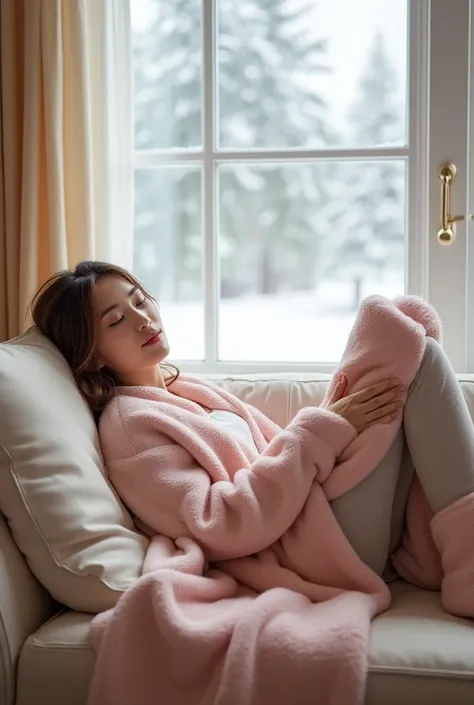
[133,0,333,299]
[218,0,334,296]
[133,0,202,300]
[328,32,405,310]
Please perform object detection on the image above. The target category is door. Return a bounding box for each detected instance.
[428,0,470,372]
[131,0,472,373]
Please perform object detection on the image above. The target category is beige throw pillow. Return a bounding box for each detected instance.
[0,328,148,613]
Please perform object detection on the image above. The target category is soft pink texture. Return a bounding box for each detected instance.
[431,491,474,616]
[88,295,474,705]
[320,295,442,499]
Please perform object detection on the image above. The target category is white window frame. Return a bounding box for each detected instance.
[133,0,429,374]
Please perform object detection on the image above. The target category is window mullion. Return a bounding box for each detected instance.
[406,0,429,299]
[202,0,218,364]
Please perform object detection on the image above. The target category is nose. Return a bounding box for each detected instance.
[134,309,152,329]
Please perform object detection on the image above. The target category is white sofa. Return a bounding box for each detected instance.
[1,330,474,705]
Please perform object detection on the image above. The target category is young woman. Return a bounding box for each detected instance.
[30,260,474,578]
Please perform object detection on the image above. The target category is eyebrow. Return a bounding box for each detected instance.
[100,286,138,319]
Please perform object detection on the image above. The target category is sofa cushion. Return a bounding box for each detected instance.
[14,582,474,705]
[16,611,94,705]
[0,329,148,613]
[0,513,57,705]
[366,581,474,704]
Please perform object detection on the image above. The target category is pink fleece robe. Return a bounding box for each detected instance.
[88,295,474,705]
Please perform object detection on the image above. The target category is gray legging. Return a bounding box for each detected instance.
[330,337,474,577]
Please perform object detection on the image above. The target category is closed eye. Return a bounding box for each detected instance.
[108,298,146,327]
[109,316,124,327]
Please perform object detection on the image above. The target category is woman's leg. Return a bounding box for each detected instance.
[330,431,406,576]
[403,336,474,512]
[331,336,474,575]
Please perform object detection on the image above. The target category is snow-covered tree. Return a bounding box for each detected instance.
[132,0,333,299]
[328,32,405,310]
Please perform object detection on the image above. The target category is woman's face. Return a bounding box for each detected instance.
[93,275,170,385]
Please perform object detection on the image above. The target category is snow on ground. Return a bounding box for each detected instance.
[162,276,403,364]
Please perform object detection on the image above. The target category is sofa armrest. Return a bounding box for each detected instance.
[0,513,58,705]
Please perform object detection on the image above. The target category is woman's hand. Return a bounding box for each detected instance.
[326,375,402,434]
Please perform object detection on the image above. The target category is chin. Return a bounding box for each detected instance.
[155,342,171,362]
[141,334,170,363]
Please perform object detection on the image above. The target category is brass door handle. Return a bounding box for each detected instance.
[438,163,464,245]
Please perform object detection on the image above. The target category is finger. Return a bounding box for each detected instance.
[351,378,400,404]
[361,409,399,431]
[365,401,402,422]
[362,388,401,413]
[360,408,400,432]
[328,375,346,404]
[328,382,343,404]
[356,379,399,402]
[338,373,348,397]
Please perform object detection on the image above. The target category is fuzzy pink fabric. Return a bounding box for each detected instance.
[88,295,474,705]
[431,491,474,617]
[391,478,443,590]
[320,295,442,499]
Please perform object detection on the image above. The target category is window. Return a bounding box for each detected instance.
[131,0,408,370]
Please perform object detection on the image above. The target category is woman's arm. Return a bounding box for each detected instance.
[101,404,357,561]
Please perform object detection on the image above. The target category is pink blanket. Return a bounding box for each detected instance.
[88,295,474,705]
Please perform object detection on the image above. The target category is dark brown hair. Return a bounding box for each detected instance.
[28,260,179,417]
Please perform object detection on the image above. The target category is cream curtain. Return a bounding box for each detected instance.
[0,0,133,341]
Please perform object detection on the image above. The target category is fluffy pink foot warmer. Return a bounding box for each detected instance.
[431,491,474,618]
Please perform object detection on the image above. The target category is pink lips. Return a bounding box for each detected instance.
[142,330,162,347]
